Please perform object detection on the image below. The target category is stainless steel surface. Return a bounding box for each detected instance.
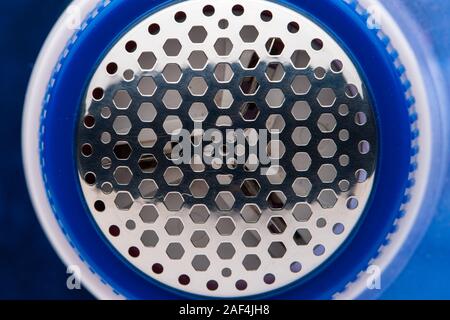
[76,0,377,297]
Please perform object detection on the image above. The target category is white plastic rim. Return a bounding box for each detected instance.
[22,0,434,300]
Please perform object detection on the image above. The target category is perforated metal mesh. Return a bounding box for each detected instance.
[77,0,377,297]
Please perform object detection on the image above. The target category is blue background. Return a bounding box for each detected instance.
[0,0,448,299]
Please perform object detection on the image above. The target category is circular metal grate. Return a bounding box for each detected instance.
[77,0,377,297]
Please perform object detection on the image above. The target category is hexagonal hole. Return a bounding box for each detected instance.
[137,77,157,96]
[189,102,208,122]
[265,63,285,82]
[217,243,235,259]
[268,217,287,234]
[214,38,233,56]
[138,179,158,199]
[137,102,157,122]
[268,242,286,258]
[294,229,312,246]
[266,114,286,133]
[266,89,285,108]
[162,90,182,109]
[215,191,235,211]
[214,89,234,109]
[164,192,184,211]
[189,179,210,198]
[166,243,185,259]
[291,75,311,95]
[317,114,337,133]
[192,255,210,271]
[292,178,312,197]
[113,116,132,135]
[138,52,157,70]
[165,218,184,235]
[291,50,310,69]
[317,88,336,107]
[317,189,338,209]
[241,204,261,223]
[188,77,208,96]
[216,217,236,235]
[189,26,207,43]
[292,101,311,121]
[318,164,337,183]
[138,128,157,148]
[239,50,260,69]
[163,116,183,135]
[139,205,159,223]
[243,254,261,271]
[113,90,132,109]
[239,102,260,121]
[266,37,285,55]
[162,64,182,83]
[191,231,210,248]
[292,152,312,172]
[240,77,260,95]
[292,127,311,146]
[214,63,234,83]
[242,230,261,247]
[113,141,132,160]
[318,139,337,158]
[164,166,184,186]
[188,51,208,70]
[241,179,261,197]
[239,25,259,43]
[141,230,159,247]
[292,203,313,222]
[267,140,286,160]
[266,165,286,185]
[267,191,287,210]
[138,154,158,173]
[190,205,210,224]
[114,191,133,210]
[163,39,182,56]
[113,166,133,185]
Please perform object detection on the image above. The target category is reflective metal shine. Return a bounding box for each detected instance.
[77,0,377,297]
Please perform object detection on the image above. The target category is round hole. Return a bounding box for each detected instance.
[92,88,104,100]
[314,67,326,80]
[316,218,327,228]
[290,261,302,273]
[175,11,187,22]
[126,219,136,230]
[264,273,275,284]
[221,268,232,277]
[94,200,105,212]
[101,132,111,144]
[109,225,120,237]
[261,10,273,21]
[203,5,215,16]
[218,19,229,29]
[355,112,367,126]
[235,280,247,291]
[339,180,350,192]
[311,38,323,50]
[148,23,160,35]
[347,197,359,210]
[179,274,190,285]
[355,169,368,183]
[288,21,299,33]
[83,115,95,128]
[101,157,112,170]
[333,223,345,235]
[345,84,359,98]
[313,245,325,256]
[232,4,244,16]
[100,107,111,119]
[338,104,349,116]
[81,144,93,157]
[331,59,343,73]
[207,280,219,291]
[101,182,113,194]
[84,172,96,185]
[358,140,370,154]
[128,246,140,258]
[152,263,164,274]
[106,62,118,75]
[125,40,137,53]
[123,69,134,81]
